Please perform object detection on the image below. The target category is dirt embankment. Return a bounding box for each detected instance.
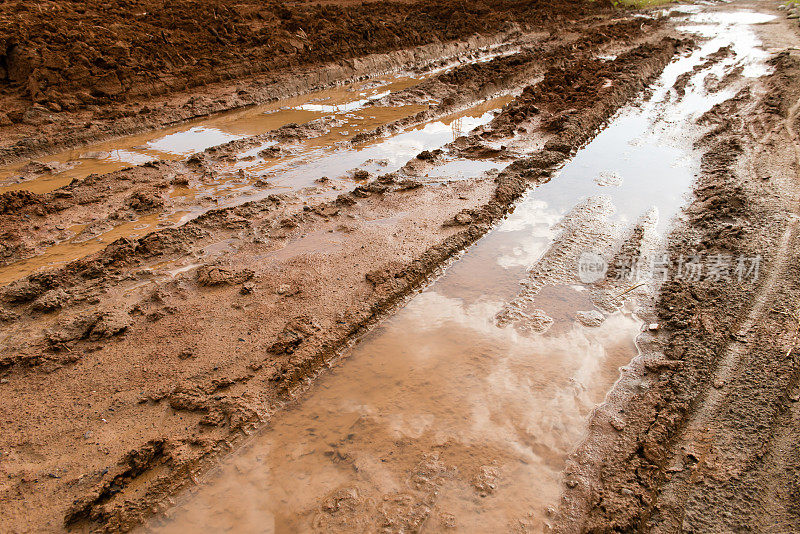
[556,48,800,532]
[0,29,684,534]
[0,0,617,165]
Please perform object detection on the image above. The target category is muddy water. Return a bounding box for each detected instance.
[0,44,522,195]
[0,76,423,195]
[0,96,510,287]
[0,47,518,286]
[188,96,513,217]
[144,7,777,533]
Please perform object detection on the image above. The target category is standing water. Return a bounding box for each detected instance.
[148,7,775,533]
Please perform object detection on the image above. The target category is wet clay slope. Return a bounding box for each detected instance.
[0,36,684,534]
[0,0,615,165]
[556,31,800,534]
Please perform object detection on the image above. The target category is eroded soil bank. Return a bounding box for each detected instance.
[2,1,799,533]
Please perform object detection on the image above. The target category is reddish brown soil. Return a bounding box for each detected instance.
[352,16,664,145]
[7,1,800,532]
[0,14,683,532]
[0,0,627,167]
[0,14,665,275]
[0,0,609,113]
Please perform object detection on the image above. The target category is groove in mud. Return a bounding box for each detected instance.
[140,35,706,534]
[0,34,686,533]
[556,8,800,532]
[5,2,796,533]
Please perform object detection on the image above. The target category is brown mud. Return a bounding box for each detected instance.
[0,13,670,289]
[0,0,616,166]
[3,1,800,533]
[556,4,800,532]
[0,4,685,532]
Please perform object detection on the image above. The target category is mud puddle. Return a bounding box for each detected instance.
[0,95,512,287]
[0,76,425,195]
[142,7,779,534]
[196,96,514,212]
[0,43,521,196]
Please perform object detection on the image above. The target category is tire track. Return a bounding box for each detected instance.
[651,92,800,531]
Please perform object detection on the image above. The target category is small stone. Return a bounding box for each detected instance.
[648,323,659,331]
[276,284,291,295]
[240,282,255,295]
[472,465,500,496]
[84,431,93,439]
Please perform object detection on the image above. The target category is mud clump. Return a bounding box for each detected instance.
[195,264,254,286]
[491,38,690,139]
[0,190,42,214]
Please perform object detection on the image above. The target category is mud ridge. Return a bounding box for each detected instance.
[0,0,619,166]
[0,31,516,167]
[350,16,666,146]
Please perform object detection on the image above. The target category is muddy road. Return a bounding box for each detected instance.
[1,0,800,532]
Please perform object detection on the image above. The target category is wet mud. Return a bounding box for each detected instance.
[0,0,615,165]
[2,1,799,533]
[556,5,800,532]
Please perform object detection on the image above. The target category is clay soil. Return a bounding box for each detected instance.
[0,0,613,164]
[2,0,800,532]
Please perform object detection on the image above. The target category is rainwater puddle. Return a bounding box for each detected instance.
[0,96,511,286]
[0,211,188,287]
[0,44,525,195]
[216,96,513,197]
[0,76,422,195]
[148,6,775,533]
